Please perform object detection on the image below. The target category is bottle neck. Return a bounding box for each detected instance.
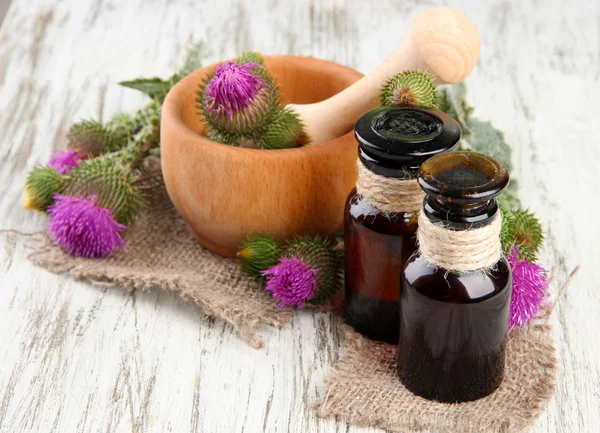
[356,158,424,214]
[423,196,499,230]
[417,210,503,273]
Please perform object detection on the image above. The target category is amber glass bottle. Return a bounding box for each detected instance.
[397,151,512,402]
[344,106,461,343]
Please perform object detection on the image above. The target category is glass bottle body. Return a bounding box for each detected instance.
[397,251,512,402]
[344,189,418,343]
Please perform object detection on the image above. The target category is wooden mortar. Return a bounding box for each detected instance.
[161,56,363,257]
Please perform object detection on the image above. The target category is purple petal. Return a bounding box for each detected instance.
[205,61,264,115]
[262,257,319,309]
[508,246,550,331]
[48,194,126,258]
[49,149,84,174]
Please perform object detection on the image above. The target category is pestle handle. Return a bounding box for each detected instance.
[287,8,480,145]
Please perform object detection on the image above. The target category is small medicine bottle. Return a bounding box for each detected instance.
[344,106,461,343]
[397,151,512,402]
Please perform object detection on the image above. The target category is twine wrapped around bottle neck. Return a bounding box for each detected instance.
[417,211,503,273]
[355,159,424,214]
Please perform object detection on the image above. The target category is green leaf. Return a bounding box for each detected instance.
[437,83,474,136]
[461,118,514,172]
[118,77,174,102]
[119,41,205,102]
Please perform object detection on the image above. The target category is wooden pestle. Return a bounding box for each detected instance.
[287,8,480,145]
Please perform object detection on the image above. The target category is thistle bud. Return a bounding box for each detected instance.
[262,236,341,308]
[24,166,65,211]
[67,120,128,157]
[197,52,280,144]
[380,71,438,108]
[48,194,126,258]
[237,234,280,280]
[258,107,307,149]
[63,158,144,226]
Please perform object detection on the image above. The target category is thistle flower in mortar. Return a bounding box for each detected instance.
[237,234,281,280]
[49,149,85,174]
[262,237,341,308]
[507,246,549,330]
[48,194,126,258]
[197,52,280,141]
[24,166,66,211]
[380,71,438,108]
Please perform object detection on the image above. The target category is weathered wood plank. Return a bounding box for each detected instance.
[0,0,598,432]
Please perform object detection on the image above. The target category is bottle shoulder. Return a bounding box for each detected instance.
[403,252,512,303]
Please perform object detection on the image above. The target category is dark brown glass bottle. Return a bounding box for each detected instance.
[397,151,512,402]
[344,107,461,343]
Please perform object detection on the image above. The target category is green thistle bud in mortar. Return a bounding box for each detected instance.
[23,166,66,211]
[380,71,438,108]
[258,107,308,149]
[237,234,281,280]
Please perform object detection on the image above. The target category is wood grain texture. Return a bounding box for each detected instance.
[0,0,598,432]
[161,56,362,257]
[289,7,481,144]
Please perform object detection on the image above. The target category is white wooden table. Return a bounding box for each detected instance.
[1,0,598,432]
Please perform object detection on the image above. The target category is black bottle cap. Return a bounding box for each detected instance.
[355,106,461,178]
[419,151,510,228]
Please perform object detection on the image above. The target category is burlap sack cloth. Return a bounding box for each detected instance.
[28,163,557,432]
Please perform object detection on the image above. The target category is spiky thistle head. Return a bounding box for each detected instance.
[236,51,266,66]
[133,101,162,151]
[501,208,544,261]
[106,112,141,139]
[271,236,342,306]
[257,107,307,149]
[262,257,319,309]
[24,166,66,211]
[67,120,129,157]
[380,71,438,108]
[63,158,144,226]
[48,194,126,258]
[49,149,85,174]
[237,234,281,280]
[510,209,544,261]
[507,246,549,330]
[197,52,280,141]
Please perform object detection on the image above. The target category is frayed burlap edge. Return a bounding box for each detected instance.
[28,233,292,349]
[25,161,293,349]
[317,308,557,433]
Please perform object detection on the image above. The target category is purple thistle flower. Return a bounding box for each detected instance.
[49,149,84,174]
[261,257,319,309]
[205,61,263,116]
[507,246,549,331]
[48,194,126,258]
